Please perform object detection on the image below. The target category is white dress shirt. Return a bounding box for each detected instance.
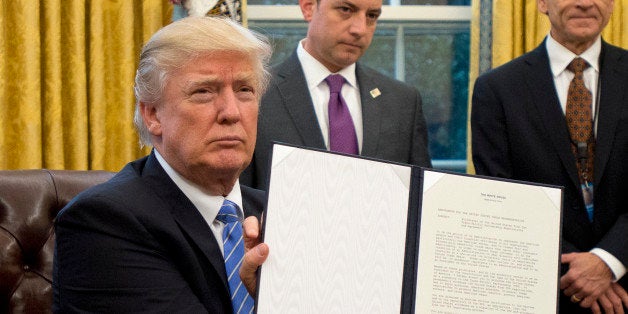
[154,150,244,255]
[296,40,363,152]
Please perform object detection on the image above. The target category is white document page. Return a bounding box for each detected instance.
[256,144,412,313]
[415,170,562,313]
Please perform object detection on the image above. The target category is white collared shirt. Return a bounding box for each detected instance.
[546,34,601,133]
[154,150,244,255]
[296,40,363,152]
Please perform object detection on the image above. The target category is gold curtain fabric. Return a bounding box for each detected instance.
[0,0,172,171]
[491,0,626,68]
[467,0,627,173]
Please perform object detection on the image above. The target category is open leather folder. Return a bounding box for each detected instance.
[255,143,563,314]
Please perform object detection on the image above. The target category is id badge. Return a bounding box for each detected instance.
[581,182,594,222]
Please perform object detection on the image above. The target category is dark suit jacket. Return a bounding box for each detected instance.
[241,52,432,190]
[53,152,265,313]
[472,39,628,312]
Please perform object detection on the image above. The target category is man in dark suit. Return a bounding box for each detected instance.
[240,0,431,189]
[53,17,272,313]
[472,0,628,312]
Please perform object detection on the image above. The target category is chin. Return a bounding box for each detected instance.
[210,158,248,173]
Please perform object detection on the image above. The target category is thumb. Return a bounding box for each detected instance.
[240,243,269,296]
[561,252,576,264]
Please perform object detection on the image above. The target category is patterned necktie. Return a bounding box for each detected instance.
[216,200,254,313]
[325,74,359,154]
[565,57,595,221]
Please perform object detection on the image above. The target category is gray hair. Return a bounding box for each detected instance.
[133,16,272,147]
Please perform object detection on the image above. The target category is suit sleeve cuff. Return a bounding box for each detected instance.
[590,248,626,282]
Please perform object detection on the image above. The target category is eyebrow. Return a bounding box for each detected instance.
[340,0,358,10]
[368,8,382,16]
[340,0,382,16]
[183,72,258,89]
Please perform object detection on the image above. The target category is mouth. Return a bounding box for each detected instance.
[211,136,244,146]
[569,15,596,22]
[340,42,363,50]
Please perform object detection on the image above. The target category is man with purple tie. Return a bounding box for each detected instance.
[240,0,432,190]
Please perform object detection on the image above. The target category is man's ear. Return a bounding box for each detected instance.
[140,101,162,136]
[537,0,549,15]
[299,0,316,22]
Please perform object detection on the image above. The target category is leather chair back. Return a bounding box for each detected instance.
[0,169,115,313]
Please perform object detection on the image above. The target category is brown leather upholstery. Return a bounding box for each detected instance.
[0,169,115,313]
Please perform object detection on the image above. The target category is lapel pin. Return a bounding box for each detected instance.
[370,88,381,99]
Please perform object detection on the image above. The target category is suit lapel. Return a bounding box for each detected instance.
[275,53,326,149]
[593,42,628,186]
[141,153,229,290]
[524,44,581,190]
[356,64,383,156]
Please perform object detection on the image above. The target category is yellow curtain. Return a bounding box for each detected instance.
[0,0,172,171]
[467,0,627,173]
[491,0,626,67]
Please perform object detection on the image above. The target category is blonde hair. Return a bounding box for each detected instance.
[133,16,272,146]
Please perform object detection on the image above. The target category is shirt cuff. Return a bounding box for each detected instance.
[590,248,627,282]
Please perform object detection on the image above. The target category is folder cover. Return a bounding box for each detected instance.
[255,143,562,314]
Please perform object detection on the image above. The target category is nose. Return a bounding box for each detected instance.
[216,89,241,124]
[575,0,593,7]
[348,14,367,37]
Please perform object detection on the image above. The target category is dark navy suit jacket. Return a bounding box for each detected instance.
[472,39,628,313]
[53,152,265,313]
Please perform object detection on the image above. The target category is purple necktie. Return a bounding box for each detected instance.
[325,74,358,154]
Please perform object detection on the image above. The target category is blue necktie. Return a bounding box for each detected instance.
[216,200,254,313]
[325,74,359,154]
